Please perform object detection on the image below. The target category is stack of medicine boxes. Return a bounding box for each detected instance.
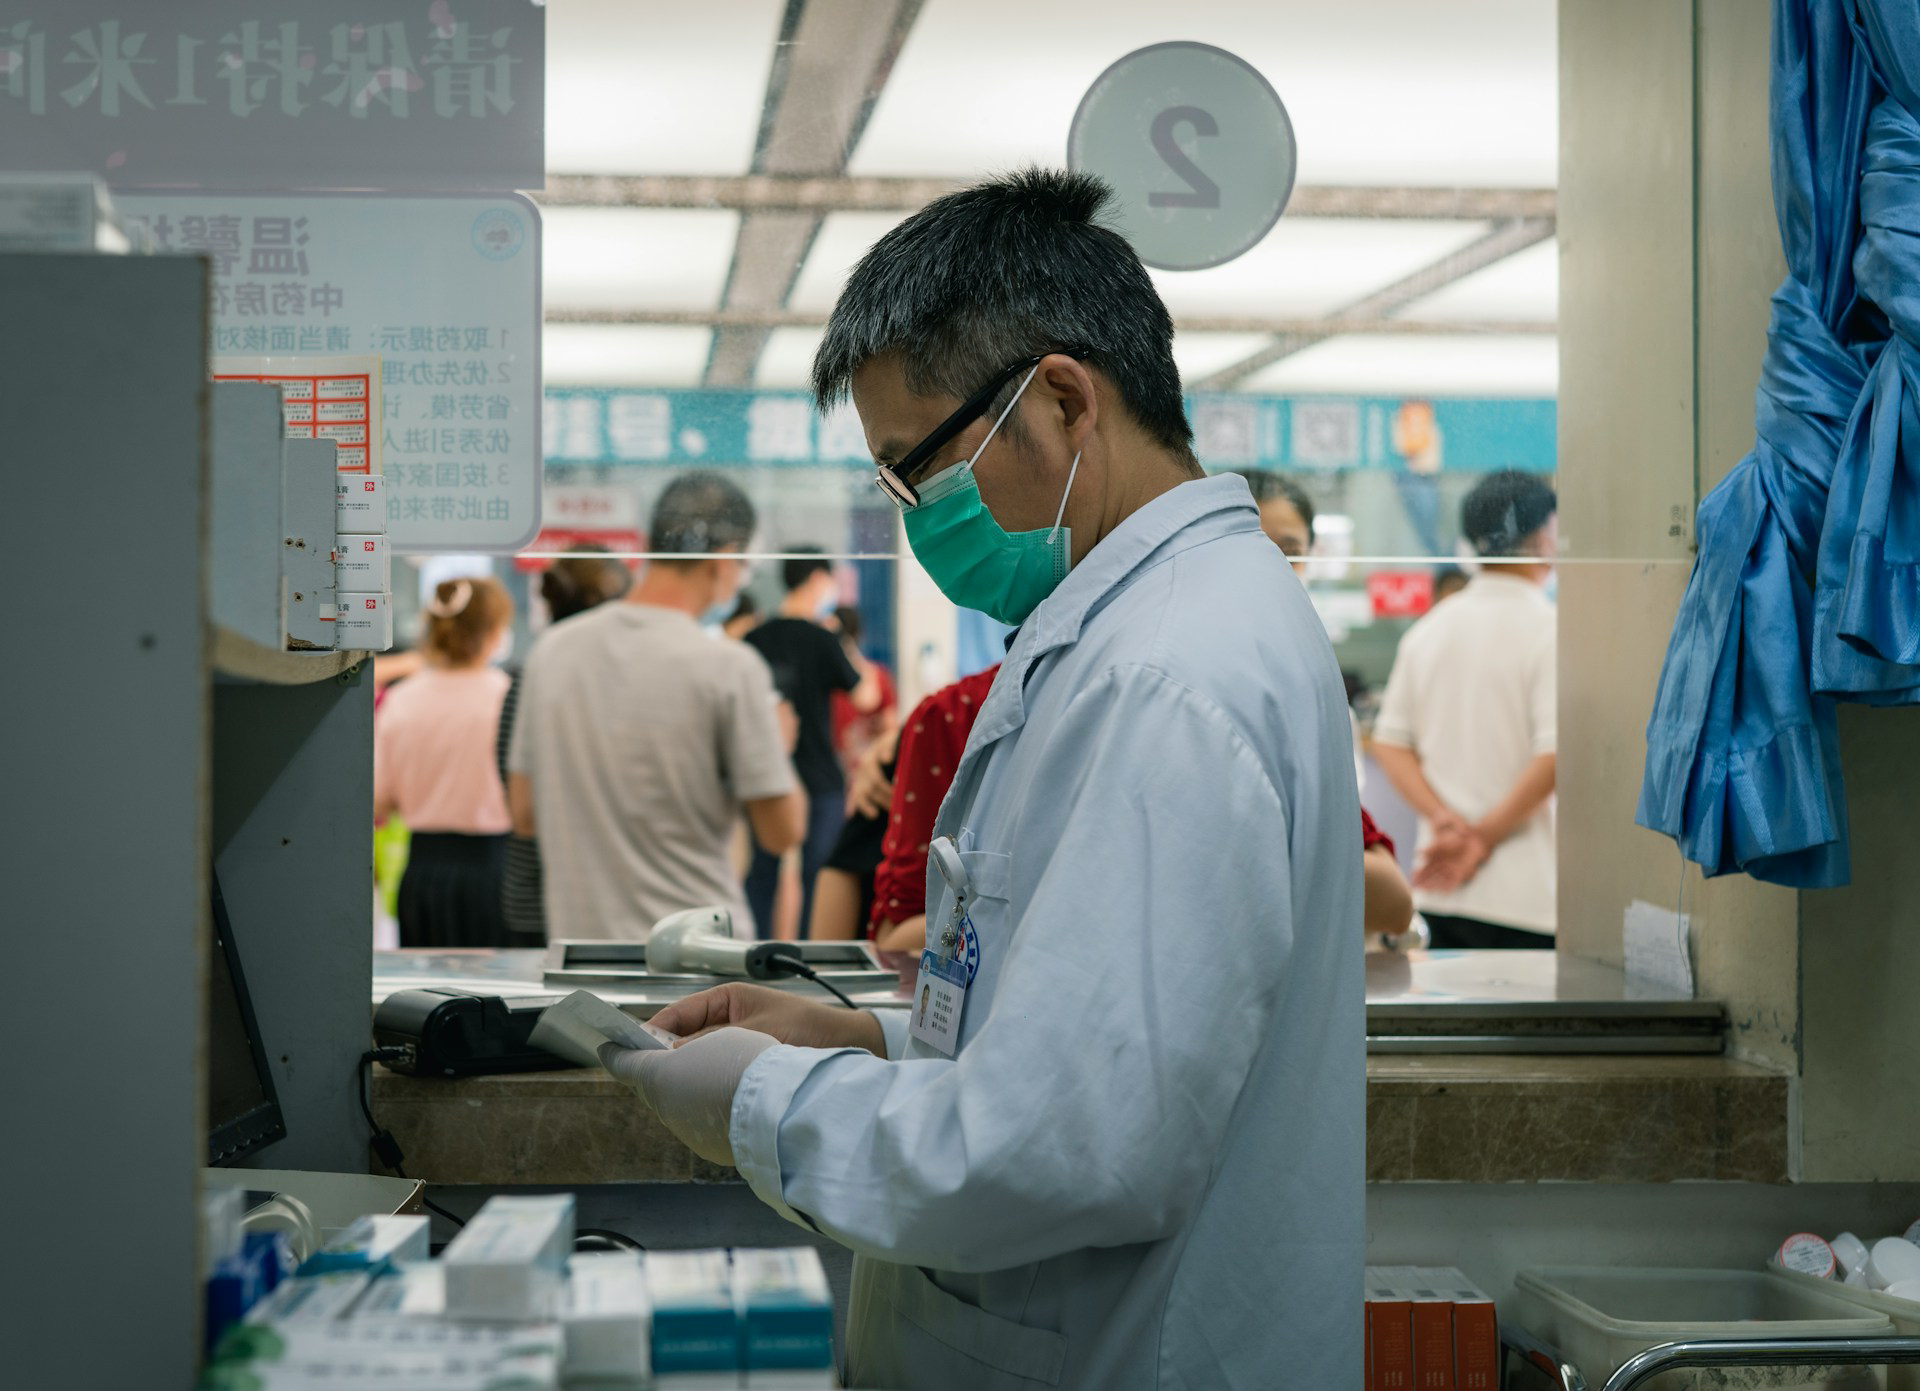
[332,474,392,651]
[206,1193,839,1389]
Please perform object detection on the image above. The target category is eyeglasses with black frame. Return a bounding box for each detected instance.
[874,350,1085,508]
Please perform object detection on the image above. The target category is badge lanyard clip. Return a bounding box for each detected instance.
[929,835,971,962]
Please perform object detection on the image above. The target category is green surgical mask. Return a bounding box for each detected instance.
[901,367,1082,627]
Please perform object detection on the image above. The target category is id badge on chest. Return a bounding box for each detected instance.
[911,836,977,1056]
[910,949,968,1055]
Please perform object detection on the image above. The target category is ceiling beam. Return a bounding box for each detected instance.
[539,175,1557,221]
[703,0,925,388]
[1189,216,1558,391]
[547,306,1555,336]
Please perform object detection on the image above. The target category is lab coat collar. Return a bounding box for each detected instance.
[965,474,1261,753]
[1022,472,1261,660]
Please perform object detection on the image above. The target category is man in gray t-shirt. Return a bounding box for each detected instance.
[507,475,804,940]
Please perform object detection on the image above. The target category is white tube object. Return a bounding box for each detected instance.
[1832,1232,1872,1281]
[1868,1236,1920,1291]
[1885,1279,1920,1305]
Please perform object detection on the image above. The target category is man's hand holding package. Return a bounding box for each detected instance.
[598,1029,775,1166]
[601,985,887,1166]
[650,981,887,1055]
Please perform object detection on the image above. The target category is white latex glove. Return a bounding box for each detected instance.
[598,1027,777,1166]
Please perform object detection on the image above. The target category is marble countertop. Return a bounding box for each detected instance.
[367,947,1772,1186]
[370,1052,1787,1188]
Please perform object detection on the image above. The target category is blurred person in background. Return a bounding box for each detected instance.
[830,604,897,780]
[494,546,631,947]
[1432,564,1470,605]
[1374,469,1558,948]
[722,590,761,641]
[1225,471,1420,942]
[1233,468,1317,565]
[508,473,805,940]
[742,547,883,938]
[866,663,1000,952]
[374,575,516,948]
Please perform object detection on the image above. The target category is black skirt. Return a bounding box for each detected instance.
[398,831,512,949]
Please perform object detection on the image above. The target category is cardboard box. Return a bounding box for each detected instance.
[563,1251,650,1381]
[301,1215,429,1275]
[1366,1267,1414,1391]
[736,1248,833,1373]
[440,1194,575,1322]
[334,592,392,652]
[334,533,390,591]
[336,475,387,534]
[1431,1268,1499,1391]
[650,1250,739,1378]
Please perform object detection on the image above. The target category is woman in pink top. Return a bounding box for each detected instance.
[375,576,517,948]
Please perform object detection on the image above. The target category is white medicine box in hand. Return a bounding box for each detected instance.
[336,475,386,534]
[334,533,389,591]
[334,592,392,651]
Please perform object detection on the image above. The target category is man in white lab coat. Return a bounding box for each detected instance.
[607,169,1364,1389]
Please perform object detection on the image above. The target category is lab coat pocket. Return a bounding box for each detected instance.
[863,1259,1066,1388]
[958,848,1013,902]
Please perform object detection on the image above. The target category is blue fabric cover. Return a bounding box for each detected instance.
[1641,0,1920,885]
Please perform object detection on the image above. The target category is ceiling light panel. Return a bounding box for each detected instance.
[849,0,1555,187]
[543,208,741,313]
[1173,332,1283,383]
[757,327,830,389]
[543,325,715,388]
[1239,334,1558,396]
[1395,238,1559,322]
[787,213,912,313]
[1149,219,1491,318]
[545,0,786,175]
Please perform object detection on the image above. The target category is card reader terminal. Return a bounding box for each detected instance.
[373,989,570,1077]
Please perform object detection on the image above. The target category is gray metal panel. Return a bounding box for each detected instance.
[211,381,288,649]
[280,437,338,649]
[213,670,375,1174]
[4,253,209,1389]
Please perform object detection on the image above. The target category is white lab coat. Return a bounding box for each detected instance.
[733,476,1365,1389]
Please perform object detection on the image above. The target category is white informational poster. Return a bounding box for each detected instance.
[120,192,541,552]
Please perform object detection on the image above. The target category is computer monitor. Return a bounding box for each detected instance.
[206,872,286,1165]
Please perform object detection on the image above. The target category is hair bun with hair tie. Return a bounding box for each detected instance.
[426,579,474,618]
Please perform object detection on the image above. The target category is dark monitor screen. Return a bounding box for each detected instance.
[207,873,286,1165]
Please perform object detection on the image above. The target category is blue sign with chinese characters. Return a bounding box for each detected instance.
[542,388,1555,476]
[0,3,543,190]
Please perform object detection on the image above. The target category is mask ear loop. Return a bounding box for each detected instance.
[1048,450,1081,541]
[964,364,1041,472]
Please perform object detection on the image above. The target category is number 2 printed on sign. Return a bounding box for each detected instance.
[1148,106,1221,209]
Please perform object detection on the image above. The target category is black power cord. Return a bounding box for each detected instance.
[768,958,858,1010]
[357,1049,467,1230]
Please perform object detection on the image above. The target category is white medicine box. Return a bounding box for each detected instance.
[334,533,390,590]
[334,591,392,651]
[336,475,386,534]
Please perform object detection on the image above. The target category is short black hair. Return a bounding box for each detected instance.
[650,472,756,563]
[812,167,1193,457]
[1461,470,1556,555]
[1230,469,1316,539]
[782,545,832,592]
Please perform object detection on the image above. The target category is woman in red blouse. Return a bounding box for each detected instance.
[860,664,1415,950]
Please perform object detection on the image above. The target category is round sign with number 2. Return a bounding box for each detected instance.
[1068,42,1296,272]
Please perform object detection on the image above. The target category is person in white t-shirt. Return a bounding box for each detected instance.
[1373,470,1558,948]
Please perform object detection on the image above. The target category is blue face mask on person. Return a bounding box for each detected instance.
[901,366,1082,627]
